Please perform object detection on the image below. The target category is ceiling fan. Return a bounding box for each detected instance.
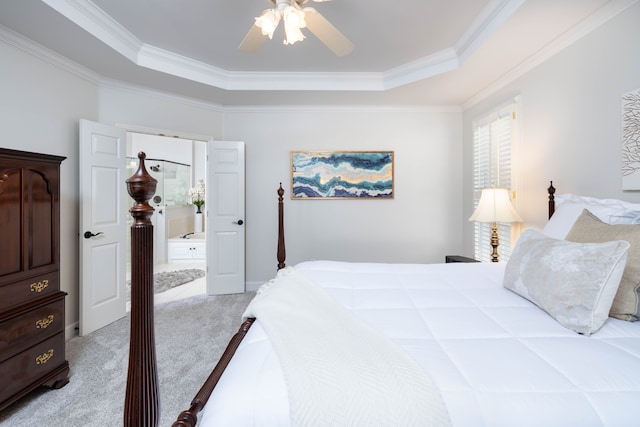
[238,0,354,57]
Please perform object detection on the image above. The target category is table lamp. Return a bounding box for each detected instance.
[469,188,523,262]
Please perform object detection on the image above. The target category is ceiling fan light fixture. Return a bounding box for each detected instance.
[283,25,305,45]
[239,0,354,56]
[283,6,306,45]
[255,9,281,39]
[284,5,306,28]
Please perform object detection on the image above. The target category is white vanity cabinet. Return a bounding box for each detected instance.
[168,240,206,261]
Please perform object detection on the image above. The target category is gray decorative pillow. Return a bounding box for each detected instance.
[504,229,629,335]
[566,209,640,321]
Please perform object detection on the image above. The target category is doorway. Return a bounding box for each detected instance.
[80,120,245,335]
[125,132,208,308]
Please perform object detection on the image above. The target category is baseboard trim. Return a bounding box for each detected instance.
[65,322,79,341]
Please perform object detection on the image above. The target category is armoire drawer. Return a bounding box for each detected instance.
[0,332,66,404]
[0,293,65,363]
[0,272,59,312]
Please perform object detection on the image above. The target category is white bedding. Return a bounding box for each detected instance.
[201,261,640,427]
[242,267,451,427]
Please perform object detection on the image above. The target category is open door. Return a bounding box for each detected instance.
[206,140,245,295]
[79,119,127,335]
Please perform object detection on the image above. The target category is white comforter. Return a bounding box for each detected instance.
[242,267,451,427]
[201,261,640,427]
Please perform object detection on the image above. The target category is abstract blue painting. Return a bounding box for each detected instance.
[291,151,394,199]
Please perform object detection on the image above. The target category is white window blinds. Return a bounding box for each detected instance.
[472,101,518,262]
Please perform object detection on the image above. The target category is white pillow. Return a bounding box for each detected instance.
[543,194,640,239]
[556,193,640,212]
[504,229,630,335]
[543,203,590,239]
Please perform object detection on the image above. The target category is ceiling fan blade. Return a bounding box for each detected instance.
[303,8,354,57]
[238,10,270,53]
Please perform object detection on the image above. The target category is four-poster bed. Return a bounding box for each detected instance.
[124,155,640,427]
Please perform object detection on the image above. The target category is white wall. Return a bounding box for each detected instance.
[0,40,99,335]
[223,108,463,283]
[98,84,224,139]
[7,0,637,333]
[462,3,640,255]
[192,140,207,186]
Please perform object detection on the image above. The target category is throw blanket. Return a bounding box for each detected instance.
[243,267,452,427]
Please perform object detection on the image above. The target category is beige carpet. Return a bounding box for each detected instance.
[0,291,255,426]
[126,268,206,301]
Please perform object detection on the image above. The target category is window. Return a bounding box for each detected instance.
[472,99,520,262]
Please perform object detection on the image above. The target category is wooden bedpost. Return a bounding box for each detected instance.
[277,183,286,270]
[172,317,256,427]
[124,152,160,427]
[548,181,556,219]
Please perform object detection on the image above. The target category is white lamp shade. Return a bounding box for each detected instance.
[469,188,523,223]
[255,10,281,39]
[283,6,306,45]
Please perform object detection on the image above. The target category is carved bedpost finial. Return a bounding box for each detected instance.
[548,181,556,219]
[277,182,285,200]
[277,183,286,270]
[124,151,160,427]
[126,152,158,226]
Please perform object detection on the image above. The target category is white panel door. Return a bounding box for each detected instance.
[79,119,127,336]
[206,141,245,295]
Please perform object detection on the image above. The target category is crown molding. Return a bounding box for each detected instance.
[137,44,231,90]
[455,0,525,63]
[139,44,385,91]
[462,0,639,110]
[42,0,141,62]
[0,23,100,84]
[41,0,525,91]
[1,22,459,113]
[227,71,384,91]
[222,105,462,114]
[383,48,459,90]
[2,23,450,113]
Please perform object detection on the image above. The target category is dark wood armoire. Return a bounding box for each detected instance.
[0,148,69,411]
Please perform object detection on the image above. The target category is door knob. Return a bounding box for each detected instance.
[84,231,104,239]
[234,220,244,225]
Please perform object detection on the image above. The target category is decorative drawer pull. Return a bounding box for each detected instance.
[35,315,55,329]
[35,349,54,365]
[29,279,49,293]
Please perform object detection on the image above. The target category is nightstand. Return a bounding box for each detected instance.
[445,255,480,263]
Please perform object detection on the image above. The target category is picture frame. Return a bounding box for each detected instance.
[290,151,394,199]
[622,87,640,190]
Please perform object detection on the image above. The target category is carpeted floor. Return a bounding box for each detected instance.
[0,291,255,426]
[126,268,206,301]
